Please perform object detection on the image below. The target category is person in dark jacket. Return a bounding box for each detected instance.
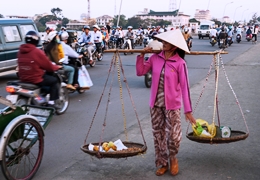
[18,30,62,108]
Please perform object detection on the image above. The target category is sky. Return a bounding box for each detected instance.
[0,0,259,22]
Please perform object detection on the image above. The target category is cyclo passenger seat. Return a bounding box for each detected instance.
[7,80,40,90]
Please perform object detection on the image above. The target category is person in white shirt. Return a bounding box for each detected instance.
[115,26,123,48]
[60,32,83,90]
[210,27,218,42]
[78,25,95,64]
[236,27,242,38]
[92,25,103,57]
[252,25,259,42]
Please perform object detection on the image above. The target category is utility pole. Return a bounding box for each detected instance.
[116,0,123,27]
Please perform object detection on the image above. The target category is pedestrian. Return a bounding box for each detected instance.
[106,22,111,34]
[136,29,196,176]
[252,24,259,42]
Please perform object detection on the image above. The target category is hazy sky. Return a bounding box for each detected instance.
[0,0,259,22]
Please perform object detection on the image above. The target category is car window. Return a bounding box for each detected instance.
[20,25,35,38]
[3,26,21,42]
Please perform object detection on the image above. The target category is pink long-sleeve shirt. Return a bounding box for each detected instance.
[136,51,192,113]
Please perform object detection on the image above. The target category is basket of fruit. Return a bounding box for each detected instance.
[80,139,147,158]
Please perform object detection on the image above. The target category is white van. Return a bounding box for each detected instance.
[198,20,215,39]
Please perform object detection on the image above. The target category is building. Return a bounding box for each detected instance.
[136,9,178,21]
[66,20,88,30]
[194,9,211,21]
[222,16,232,23]
[96,15,113,26]
[45,20,62,30]
[136,9,190,27]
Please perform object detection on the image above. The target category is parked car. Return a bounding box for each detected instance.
[0,18,41,73]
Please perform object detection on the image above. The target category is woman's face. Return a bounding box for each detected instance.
[162,41,177,52]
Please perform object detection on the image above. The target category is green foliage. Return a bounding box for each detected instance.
[126,17,143,29]
[62,18,69,26]
[0,14,4,18]
[112,15,127,28]
[38,15,57,26]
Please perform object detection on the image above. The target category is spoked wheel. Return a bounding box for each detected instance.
[144,71,152,88]
[89,60,96,67]
[124,44,129,55]
[97,53,103,61]
[1,118,44,180]
[55,87,69,115]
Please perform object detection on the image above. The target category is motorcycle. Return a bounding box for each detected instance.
[210,36,217,46]
[75,42,103,67]
[219,39,226,49]
[143,34,149,47]
[227,36,233,46]
[135,34,143,46]
[246,34,252,42]
[186,37,193,51]
[236,34,241,43]
[123,37,134,55]
[108,35,117,49]
[144,56,152,88]
[6,70,69,115]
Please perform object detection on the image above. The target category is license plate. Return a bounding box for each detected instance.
[6,95,18,104]
[220,40,223,43]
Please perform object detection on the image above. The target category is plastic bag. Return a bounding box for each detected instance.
[192,119,216,138]
[78,65,93,88]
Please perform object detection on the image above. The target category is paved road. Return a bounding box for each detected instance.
[0,34,259,180]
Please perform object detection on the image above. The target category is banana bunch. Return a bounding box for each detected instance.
[93,141,117,152]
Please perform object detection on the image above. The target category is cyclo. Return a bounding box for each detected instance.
[0,97,54,180]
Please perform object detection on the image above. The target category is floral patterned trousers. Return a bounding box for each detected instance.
[150,107,182,167]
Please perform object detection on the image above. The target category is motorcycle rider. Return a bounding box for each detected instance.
[78,25,95,64]
[227,26,233,44]
[43,27,53,49]
[209,26,218,42]
[115,26,123,48]
[218,27,228,47]
[18,30,62,108]
[92,25,103,58]
[125,26,135,49]
[236,26,242,39]
[60,31,83,89]
[45,31,76,90]
[182,28,192,50]
[246,26,252,39]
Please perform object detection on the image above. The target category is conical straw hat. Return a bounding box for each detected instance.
[154,29,190,53]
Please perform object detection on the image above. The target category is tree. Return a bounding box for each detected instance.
[251,13,258,24]
[61,18,69,27]
[0,14,4,18]
[38,15,56,26]
[154,20,171,27]
[126,17,143,29]
[51,7,63,19]
[112,15,127,28]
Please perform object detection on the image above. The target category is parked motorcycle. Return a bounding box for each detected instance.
[210,36,217,46]
[6,71,69,115]
[236,34,241,43]
[246,34,252,42]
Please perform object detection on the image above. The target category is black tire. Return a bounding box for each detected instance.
[202,37,204,39]
[124,44,128,55]
[89,60,96,67]
[1,118,44,180]
[144,71,152,88]
[198,36,201,39]
[55,87,69,115]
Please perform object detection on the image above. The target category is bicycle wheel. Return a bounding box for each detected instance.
[1,117,44,180]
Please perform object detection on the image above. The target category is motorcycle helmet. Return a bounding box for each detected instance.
[60,31,69,40]
[45,27,50,31]
[92,25,100,30]
[184,27,189,33]
[48,31,58,41]
[221,27,225,31]
[61,26,66,31]
[25,30,40,46]
[127,26,133,29]
[83,25,90,30]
